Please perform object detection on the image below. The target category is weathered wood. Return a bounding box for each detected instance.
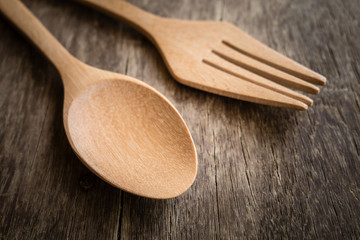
[0,0,359,239]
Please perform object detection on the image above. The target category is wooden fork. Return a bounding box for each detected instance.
[78,0,326,110]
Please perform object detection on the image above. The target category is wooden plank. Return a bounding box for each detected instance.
[215,0,360,239]
[118,0,223,239]
[0,1,123,239]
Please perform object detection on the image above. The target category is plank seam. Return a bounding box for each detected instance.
[213,130,221,239]
[117,53,129,240]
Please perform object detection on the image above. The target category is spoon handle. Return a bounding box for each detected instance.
[0,0,76,76]
[77,0,160,39]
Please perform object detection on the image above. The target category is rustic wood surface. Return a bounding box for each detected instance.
[0,0,359,239]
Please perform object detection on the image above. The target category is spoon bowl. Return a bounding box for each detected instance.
[66,78,197,198]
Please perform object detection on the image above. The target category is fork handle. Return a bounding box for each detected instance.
[77,0,160,39]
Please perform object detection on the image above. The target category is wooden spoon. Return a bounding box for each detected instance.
[0,0,197,199]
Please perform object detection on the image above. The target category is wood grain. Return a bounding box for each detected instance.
[1,0,359,239]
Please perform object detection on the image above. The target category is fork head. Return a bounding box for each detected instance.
[151,19,326,110]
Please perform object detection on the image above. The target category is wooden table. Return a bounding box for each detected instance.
[1,0,359,239]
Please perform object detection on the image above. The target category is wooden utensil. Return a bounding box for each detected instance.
[78,0,326,110]
[0,0,197,199]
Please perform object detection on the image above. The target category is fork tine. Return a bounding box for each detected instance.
[203,52,313,106]
[223,30,326,85]
[199,63,310,110]
[213,44,320,94]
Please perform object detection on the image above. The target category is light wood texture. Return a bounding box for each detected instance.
[0,0,197,199]
[79,0,326,110]
[1,0,359,239]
